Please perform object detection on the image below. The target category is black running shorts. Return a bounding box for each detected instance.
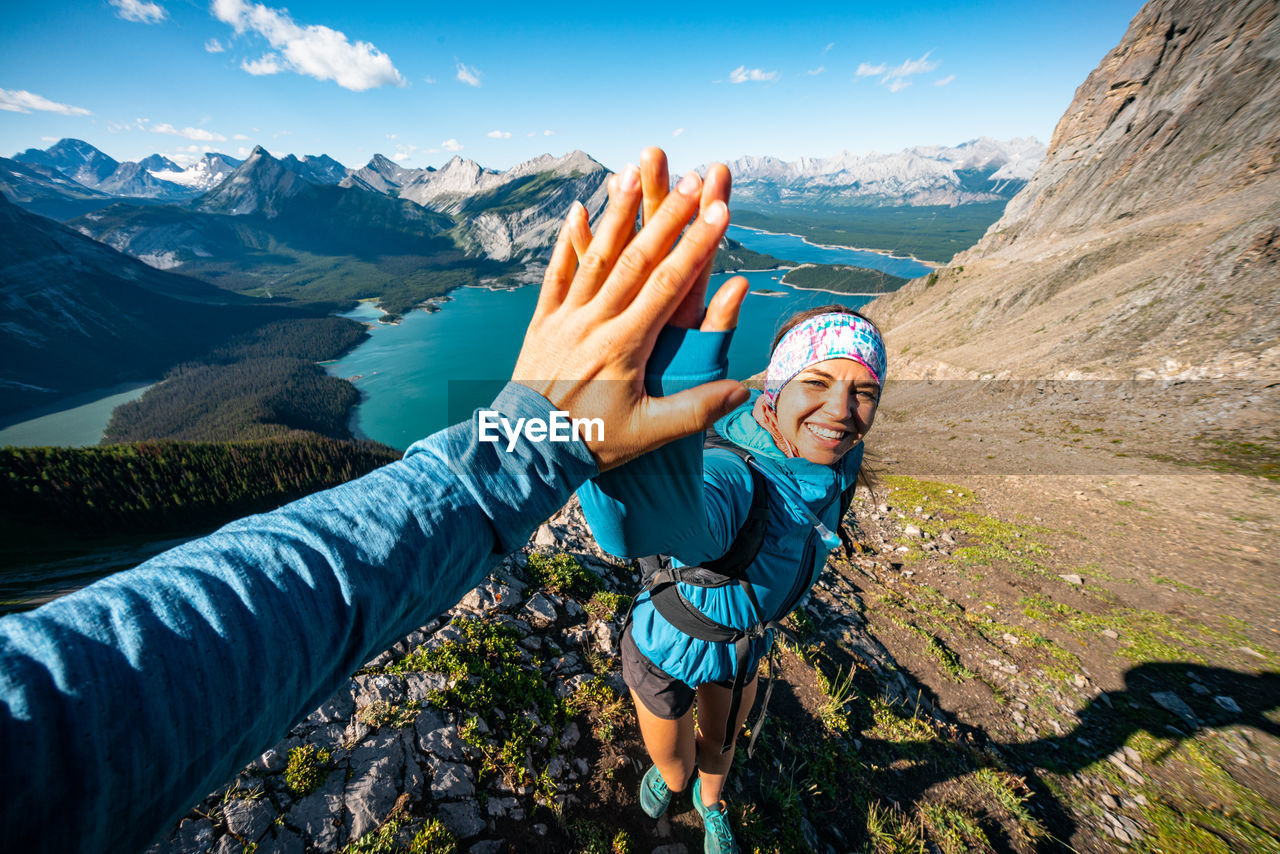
[620,623,753,720]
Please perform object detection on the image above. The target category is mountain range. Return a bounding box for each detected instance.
[0,133,1040,419]
[717,137,1046,208]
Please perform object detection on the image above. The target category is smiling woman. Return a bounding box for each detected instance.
[574,148,890,854]
[578,300,887,854]
[756,305,884,465]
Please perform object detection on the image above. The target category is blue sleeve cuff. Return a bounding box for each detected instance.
[644,326,733,395]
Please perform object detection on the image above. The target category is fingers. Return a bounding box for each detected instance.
[533,210,581,320]
[595,170,704,310]
[669,164,732,329]
[701,275,749,332]
[640,146,670,228]
[566,165,641,304]
[604,380,750,470]
[565,200,592,261]
[622,198,729,334]
[695,164,731,292]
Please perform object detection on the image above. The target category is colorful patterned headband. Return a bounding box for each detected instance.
[764,312,886,406]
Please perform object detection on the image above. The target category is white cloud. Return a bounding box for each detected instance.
[856,53,942,92]
[887,53,939,78]
[40,136,58,142]
[237,146,252,157]
[423,75,436,84]
[806,66,825,76]
[455,61,482,87]
[486,130,511,139]
[212,0,404,91]
[672,128,684,138]
[205,38,226,53]
[543,129,554,136]
[110,0,167,24]
[149,123,228,141]
[935,74,955,86]
[527,132,536,137]
[233,133,249,140]
[729,65,777,84]
[823,42,834,56]
[242,53,284,76]
[391,143,417,162]
[0,88,91,116]
[441,138,463,152]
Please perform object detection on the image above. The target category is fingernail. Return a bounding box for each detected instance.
[621,164,640,191]
[704,199,727,225]
[571,199,585,216]
[677,172,700,196]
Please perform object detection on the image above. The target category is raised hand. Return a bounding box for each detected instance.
[563,148,748,334]
[511,155,749,471]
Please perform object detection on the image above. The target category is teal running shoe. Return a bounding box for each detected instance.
[692,776,739,854]
[639,764,672,819]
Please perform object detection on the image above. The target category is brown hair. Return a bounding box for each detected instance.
[769,303,882,501]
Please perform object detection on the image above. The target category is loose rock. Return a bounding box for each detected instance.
[1150,691,1198,727]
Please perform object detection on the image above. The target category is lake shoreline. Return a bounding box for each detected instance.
[728,223,940,270]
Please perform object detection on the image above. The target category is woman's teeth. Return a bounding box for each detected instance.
[805,424,845,441]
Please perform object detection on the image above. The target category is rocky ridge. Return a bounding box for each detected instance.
[143,457,1280,854]
[865,0,1280,394]
[143,494,926,854]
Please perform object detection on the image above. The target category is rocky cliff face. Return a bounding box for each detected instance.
[866,0,1279,399]
[431,152,611,262]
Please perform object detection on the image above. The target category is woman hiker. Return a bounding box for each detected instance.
[578,147,884,854]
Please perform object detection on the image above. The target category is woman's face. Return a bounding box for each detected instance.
[773,357,880,465]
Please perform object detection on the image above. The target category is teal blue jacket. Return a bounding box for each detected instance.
[0,382,598,854]
[577,327,862,686]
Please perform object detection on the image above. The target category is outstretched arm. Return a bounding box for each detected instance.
[0,152,748,854]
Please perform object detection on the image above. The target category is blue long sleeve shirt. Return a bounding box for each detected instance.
[578,327,862,687]
[0,382,597,854]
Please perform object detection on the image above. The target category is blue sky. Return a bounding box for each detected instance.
[1,0,1145,174]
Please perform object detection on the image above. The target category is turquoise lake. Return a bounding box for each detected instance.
[0,227,930,450]
[328,229,931,449]
[0,382,153,448]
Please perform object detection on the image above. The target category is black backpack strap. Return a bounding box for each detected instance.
[647,568,743,644]
[699,437,771,579]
